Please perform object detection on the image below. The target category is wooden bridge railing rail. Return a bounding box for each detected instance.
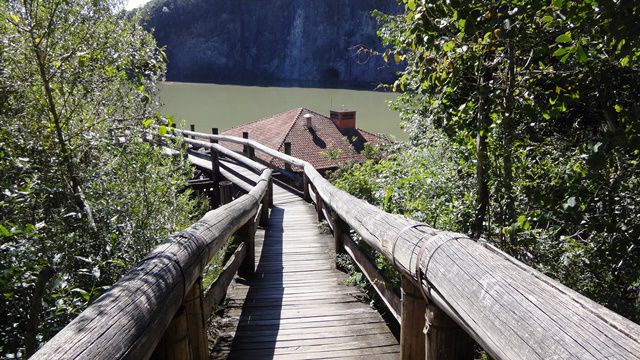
[175,128,640,360]
[32,137,273,360]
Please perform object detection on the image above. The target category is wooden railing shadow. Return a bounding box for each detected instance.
[226,206,286,359]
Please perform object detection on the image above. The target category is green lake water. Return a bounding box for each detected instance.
[159,82,405,139]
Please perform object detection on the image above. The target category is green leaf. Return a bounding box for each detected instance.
[443,41,455,52]
[614,104,623,113]
[560,52,571,63]
[553,47,569,57]
[541,15,554,23]
[143,118,153,127]
[407,0,416,11]
[71,288,90,302]
[552,0,563,8]
[0,225,11,237]
[10,13,20,24]
[576,45,587,63]
[158,125,167,135]
[620,56,630,67]
[555,32,572,43]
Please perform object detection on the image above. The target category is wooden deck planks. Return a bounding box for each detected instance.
[211,160,399,359]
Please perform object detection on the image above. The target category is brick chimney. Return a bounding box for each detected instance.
[329,110,356,129]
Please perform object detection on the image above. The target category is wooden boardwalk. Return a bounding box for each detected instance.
[211,161,400,359]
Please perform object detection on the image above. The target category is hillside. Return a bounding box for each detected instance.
[139,0,401,88]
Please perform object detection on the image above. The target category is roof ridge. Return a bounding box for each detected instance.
[224,107,303,132]
[275,108,305,151]
[356,127,379,138]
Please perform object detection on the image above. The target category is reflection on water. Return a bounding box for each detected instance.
[159,82,405,139]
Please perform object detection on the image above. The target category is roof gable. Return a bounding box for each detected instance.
[221,107,376,170]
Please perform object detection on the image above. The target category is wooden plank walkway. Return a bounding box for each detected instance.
[210,159,400,359]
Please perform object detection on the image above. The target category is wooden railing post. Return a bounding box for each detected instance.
[242,132,249,154]
[425,302,474,360]
[267,178,273,208]
[219,180,232,206]
[238,219,256,278]
[184,279,208,360]
[302,172,311,202]
[332,213,346,257]
[314,186,324,222]
[259,188,270,228]
[284,142,292,172]
[153,307,190,360]
[400,276,426,360]
[211,127,218,142]
[209,130,220,209]
[190,124,195,138]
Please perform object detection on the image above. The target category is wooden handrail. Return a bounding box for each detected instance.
[34,127,640,360]
[173,129,640,359]
[32,151,272,359]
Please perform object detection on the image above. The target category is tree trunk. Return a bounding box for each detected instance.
[471,62,492,240]
[25,266,56,357]
[30,32,97,233]
[501,34,517,243]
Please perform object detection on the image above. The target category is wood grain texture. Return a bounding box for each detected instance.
[203,244,247,319]
[400,276,426,360]
[42,129,640,360]
[210,164,399,359]
[343,235,401,322]
[179,130,640,360]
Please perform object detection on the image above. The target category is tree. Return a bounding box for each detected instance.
[368,0,640,321]
[0,0,197,356]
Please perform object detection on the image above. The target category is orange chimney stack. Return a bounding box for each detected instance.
[329,110,356,129]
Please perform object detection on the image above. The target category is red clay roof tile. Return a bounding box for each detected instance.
[220,107,377,171]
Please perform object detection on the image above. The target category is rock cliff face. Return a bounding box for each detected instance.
[140,0,401,88]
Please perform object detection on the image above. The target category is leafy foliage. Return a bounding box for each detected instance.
[0,0,197,356]
[335,0,640,323]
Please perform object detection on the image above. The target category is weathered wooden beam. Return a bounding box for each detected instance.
[154,307,190,360]
[266,178,273,208]
[343,235,401,322]
[211,128,218,143]
[303,160,640,359]
[400,276,426,360]
[210,128,220,208]
[203,243,247,319]
[283,142,292,172]
[316,193,325,223]
[302,172,311,202]
[237,218,256,278]
[259,188,269,228]
[242,132,249,154]
[162,128,640,360]
[184,280,208,360]
[219,180,232,206]
[332,212,347,257]
[172,128,307,168]
[425,301,473,360]
[32,175,268,359]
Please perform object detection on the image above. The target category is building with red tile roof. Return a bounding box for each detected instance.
[221,108,377,172]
